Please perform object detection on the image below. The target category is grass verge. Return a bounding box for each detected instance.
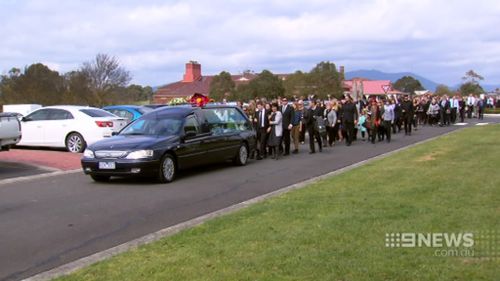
[58,125,500,281]
[485,108,500,114]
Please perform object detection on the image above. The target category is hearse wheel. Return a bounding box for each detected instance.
[233,143,248,166]
[158,154,176,183]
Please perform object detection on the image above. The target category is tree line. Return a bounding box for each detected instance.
[2,54,491,108]
[210,63,490,103]
[0,54,153,107]
[209,61,344,102]
[393,70,489,97]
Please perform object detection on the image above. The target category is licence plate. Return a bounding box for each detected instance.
[99,162,116,169]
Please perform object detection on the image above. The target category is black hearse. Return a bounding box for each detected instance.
[81,104,256,183]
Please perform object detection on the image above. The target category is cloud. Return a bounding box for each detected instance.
[1,0,499,87]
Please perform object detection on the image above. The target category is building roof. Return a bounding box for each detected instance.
[344,79,402,95]
[154,73,287,101]
[155,76,214,99]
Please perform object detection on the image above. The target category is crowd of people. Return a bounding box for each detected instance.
[234,93,492,160]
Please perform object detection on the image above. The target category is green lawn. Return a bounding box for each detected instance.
[58,125,500,281]
[485,108,500,114]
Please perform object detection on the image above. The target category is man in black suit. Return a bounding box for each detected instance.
[279,97,294,156]
[401,95,414,135]
[254,101,269,160]
[305,100,323,154]
[439,96,451,126]
[342,96,358,146]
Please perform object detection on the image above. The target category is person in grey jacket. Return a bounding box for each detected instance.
[325,102,337,147]
[382,100,395,143]
[427,98,440,126]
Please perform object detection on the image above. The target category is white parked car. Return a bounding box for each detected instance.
[17,106,127,153]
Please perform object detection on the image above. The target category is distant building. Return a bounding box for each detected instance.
[154,61,279,103]
[344,78,403,99]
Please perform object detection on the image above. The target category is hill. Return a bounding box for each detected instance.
[345,69,440,91]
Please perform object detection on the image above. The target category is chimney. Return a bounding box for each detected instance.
[183,61,202,82]
[339,66,345,81]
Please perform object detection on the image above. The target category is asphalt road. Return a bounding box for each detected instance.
[0,161,51,181]
[0,119,497,281]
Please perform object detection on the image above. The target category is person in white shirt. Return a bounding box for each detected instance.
[450,95,459,123]
[466,94,475,118]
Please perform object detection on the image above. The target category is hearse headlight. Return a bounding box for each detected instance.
[126,150,154,159]
[83,149,95,159]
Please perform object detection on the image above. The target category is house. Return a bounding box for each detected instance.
[153,61,265,103]
[343,78,403,99]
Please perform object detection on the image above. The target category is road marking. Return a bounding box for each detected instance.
[476,123,489,126]
[21,128,467,281]
[454,123,468,126]
[0,169,82,186]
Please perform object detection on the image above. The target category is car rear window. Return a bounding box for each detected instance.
[80,109,116,117]
[137,107,153,114]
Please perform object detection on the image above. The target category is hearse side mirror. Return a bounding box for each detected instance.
[111,131,119,136]
[21,117,31,122]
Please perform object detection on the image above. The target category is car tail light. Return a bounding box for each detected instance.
[95,121,114,127]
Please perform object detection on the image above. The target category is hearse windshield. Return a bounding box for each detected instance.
[120,114,183,136]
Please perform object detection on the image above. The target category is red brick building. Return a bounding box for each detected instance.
[153,61,263,103]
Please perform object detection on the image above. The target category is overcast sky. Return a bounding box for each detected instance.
[1,0,499,87]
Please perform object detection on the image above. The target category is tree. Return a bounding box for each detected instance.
[462,70,484,84]
[62,71,95,105]
[0,63,65,105]
[81,53,132,105]
[241,70,285,100]
[459,82,484,96]
[393,76,424,95]
[308,61,343,99]
[0,69,20,104]
[209,71,235,102]
[283,70,309,98]
[434,84,454,96]
[459,70,484,96]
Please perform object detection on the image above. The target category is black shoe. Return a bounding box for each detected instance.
[319,148,322,152]
[256,156,263,160]
[292,149,298,154]
[283,152,290,156]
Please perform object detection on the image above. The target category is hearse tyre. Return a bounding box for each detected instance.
[158,153,177,183]
[233,142,249,166]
